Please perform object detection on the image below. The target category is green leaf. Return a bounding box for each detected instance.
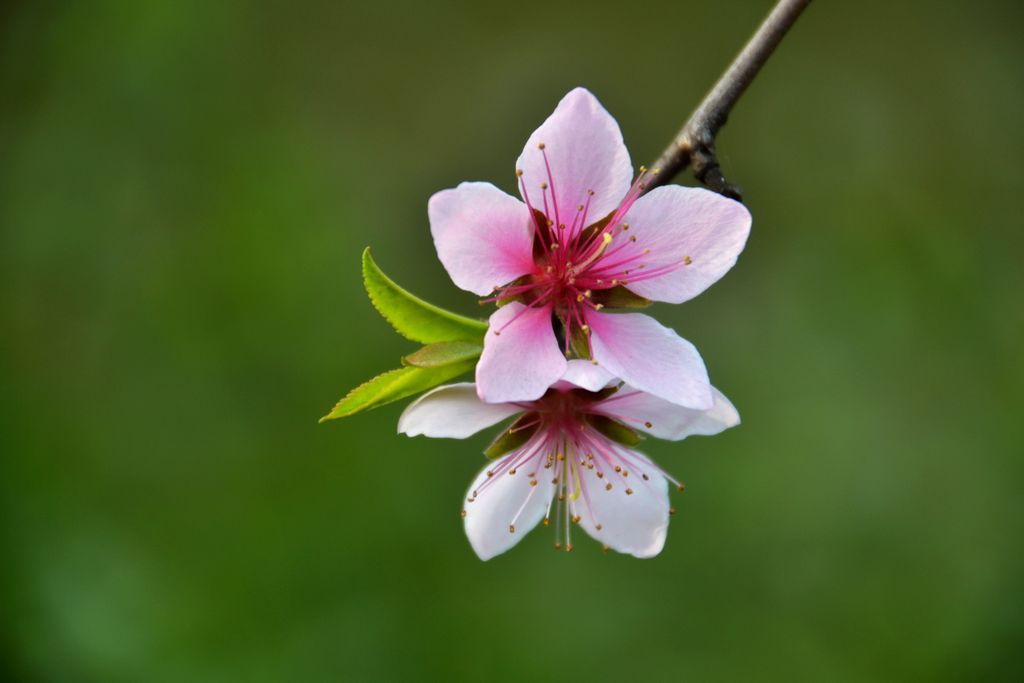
[319,359,475,422]
[584,414,642,447]
[484,415,539,459]
[402,340,483,368]
[362,247,487,344]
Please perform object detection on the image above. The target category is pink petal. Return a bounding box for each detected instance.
[463,452,555,561]
[595,385,739,441]
[559,359,616,392]
[616,185,751,304]
[516,88,633,230]
[476,303,567,403]
[587,311,712,409]
[429,182,535,296]
[575,450,670,558]
[398,383,522,439]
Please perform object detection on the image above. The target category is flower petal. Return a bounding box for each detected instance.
[429,182,535,296]
[617,185,751,304]
[516,88,633,230]
[463,449,555,561]
[398,383,522,439]
[559,359,616,392]
[595,385,739,441]
[575,450,670,558]
[476,302,567,403]
[587,311,712,409]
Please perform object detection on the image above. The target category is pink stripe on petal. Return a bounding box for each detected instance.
[573,444,670,558]
[463,448,555,560]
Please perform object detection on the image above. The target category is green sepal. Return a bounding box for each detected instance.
[569,384,620,404]
[402,340,483,368]
[574,210,616,247]
[319,360,475,422]
[568,323,591,359]
[363,247,487,343]
[590,286,652,309]
[584,414,642,447]
[484,414,539,459]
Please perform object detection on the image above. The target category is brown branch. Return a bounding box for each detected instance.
[643,0,812,201]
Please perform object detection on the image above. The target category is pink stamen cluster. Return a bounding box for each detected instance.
[483,143,689,357]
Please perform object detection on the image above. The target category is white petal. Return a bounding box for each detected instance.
[595,385,740,441]
[559,359,616,392]
[398,383,521,439]
[463,450,555,561]
[574,450,670,558]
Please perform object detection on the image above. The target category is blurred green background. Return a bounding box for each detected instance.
[2,0,1022,680]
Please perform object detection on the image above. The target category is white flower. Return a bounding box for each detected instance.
[398,361,739,560]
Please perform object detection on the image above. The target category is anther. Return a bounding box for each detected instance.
[595,523,603,531]
[554,542,562,550]
[669,507,677,515]
[614,466,622,473]
[565,543,573,552]
[530,480,538,487]
[642,473,650,481]
[509,524,516,534]
[594,304,604,310]
[543,517,550,526]
[538,142,546,150]
[605,483,613,491]
[602,545,610,553]
[460,510,467,518]
[677,484,686,492]
[509,468,516,475]
[516,169,524,177]
[683,255,693,265]
[572,515,581,524]
[644,421,653,428]
[540,182,548,190]
[625,488,634,495]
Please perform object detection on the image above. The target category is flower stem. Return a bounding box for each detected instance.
[643,0,812,201]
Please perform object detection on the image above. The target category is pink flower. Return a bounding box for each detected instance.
[398,361,739,560]
[429,87,751,407]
